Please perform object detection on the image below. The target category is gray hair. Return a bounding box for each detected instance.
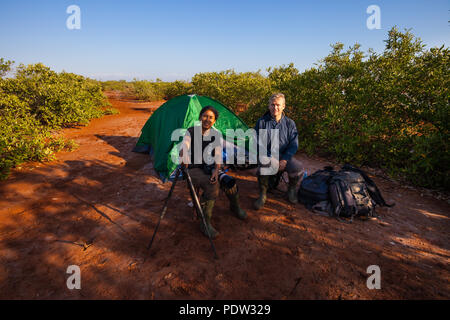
[268,93,286,106]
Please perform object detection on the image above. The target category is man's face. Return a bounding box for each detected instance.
[269,98,285,119]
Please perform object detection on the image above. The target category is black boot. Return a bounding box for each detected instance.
[268,172,282,192]
[227,192,247,220]
[287,175,300,204]
[200,200,219,239]
[254,175,269,210]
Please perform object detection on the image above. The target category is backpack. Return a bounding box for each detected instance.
[299,164,394,223]
[340,164,395,208]
[329,165,395,222]
[298,166,336,210]
[328,171,375,221]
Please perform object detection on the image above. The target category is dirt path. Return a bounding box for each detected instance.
[0,92,449,299]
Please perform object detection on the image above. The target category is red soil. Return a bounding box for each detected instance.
[0,92,448,299]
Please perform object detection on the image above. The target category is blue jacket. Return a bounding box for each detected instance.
[254,111,299,161]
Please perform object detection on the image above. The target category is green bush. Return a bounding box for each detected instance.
[164,80,193,100]
[0,92,70,178]
[0,58,13,77]
[240,28,449,189]
[127,79,192,101]
[1,63,108,127]
[101,80,134,93]
[191,70,271,112]
[131,79,164,101]
[0,61,110,179]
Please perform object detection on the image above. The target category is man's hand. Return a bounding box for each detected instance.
[179,156,188,168]
[210,169,219,184]
[179,148,189,168]
[279,160,287,172]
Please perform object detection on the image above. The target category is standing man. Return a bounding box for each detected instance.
[254,93,303,209]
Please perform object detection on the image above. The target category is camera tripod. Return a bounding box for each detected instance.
[147,165,218,259]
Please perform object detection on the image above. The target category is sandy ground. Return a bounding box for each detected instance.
[0,92,449,299]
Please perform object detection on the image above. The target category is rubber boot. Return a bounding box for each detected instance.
[254,175,269,210]
[268,172,282,192]
[200,200,219,239]
[227,192,247,220]
[287,175,300,204]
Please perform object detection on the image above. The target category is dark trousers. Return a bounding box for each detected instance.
[257,157,303,178]
[189,168,220,201]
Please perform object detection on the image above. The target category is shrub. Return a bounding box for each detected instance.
[240,28,449,189]
[0,61,110,179]
[131,79,164,101]
[1,63,108,128]
[191,70,271,112]
[164,80,193,100]
[101,80,134,93]
[111,79,193,101]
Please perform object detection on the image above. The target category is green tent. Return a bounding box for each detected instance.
[133,94,251,180]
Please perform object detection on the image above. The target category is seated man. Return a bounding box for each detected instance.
[254,93,303,209]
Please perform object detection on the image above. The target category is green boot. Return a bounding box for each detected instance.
[287,175,300,204]
[200,200,219,239]
[227,192,247,220]
[268,172,282,192]
[254,175,269,210]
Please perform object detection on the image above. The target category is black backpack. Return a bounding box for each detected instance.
[328,171,375,221]
[340,164,394,208]
[298,166,336,210]
[299,164,394,222]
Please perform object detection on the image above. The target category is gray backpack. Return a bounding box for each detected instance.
[328,170,377,222]
[302,164,395,222]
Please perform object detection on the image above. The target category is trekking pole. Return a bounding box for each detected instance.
[147,166,181,251]
[181,166,219,260]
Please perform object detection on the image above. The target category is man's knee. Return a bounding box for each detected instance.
[286,158,303,177]
[203,183,219,201]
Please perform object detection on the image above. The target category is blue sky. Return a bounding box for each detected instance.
[1,0,448,81]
